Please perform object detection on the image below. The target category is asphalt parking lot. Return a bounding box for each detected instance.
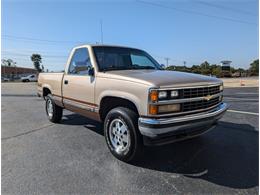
[2,83,259,194]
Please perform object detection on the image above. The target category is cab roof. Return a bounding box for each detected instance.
[74,44,140,50]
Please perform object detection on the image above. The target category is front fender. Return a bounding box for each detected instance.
[98,90,142,114]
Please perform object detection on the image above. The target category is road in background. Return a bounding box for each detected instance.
[1,83,259,194]
[221,76,258,88]
[223,87,259,131]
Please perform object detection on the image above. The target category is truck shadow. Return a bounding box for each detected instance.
[134,122,259,189]
[62,114,259,190]
[62,114,104,136]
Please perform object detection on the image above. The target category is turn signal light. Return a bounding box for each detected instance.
[150,90,158,102]
[149,105,158,115]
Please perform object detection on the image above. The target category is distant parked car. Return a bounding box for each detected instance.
[1,77,10,82]
[21,74,37,82]
[13,75,21,80]
[232,72,241,78]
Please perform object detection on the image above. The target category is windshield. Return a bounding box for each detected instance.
[93,46,161,71]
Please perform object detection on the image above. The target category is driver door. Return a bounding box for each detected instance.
[62,47,97,119]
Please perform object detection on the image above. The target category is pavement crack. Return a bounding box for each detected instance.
[1,115,80,141]
[161,177,181,194]
[2,124,54,141]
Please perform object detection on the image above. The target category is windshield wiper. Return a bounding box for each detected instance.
[102,64,156,71]
[102,65,128,72]
[129,65,156,70]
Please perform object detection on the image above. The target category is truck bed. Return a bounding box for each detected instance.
[38,72,64,97]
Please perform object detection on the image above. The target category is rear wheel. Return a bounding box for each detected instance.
[45,94,63,123]
[104,107,143,162]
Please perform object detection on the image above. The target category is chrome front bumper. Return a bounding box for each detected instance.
[138,103,228,141]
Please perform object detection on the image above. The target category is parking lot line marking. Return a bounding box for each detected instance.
[235,93,258,95]
[183,170,208,177]
[2,124,54,141]
[224,97,258,101]
[227,109,259,116]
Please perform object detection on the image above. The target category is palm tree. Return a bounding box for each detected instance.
[1,59,16,67]
[31,54,42,72]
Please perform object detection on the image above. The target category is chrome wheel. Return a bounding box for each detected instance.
[46,99,53,118]
[109,118,130,155]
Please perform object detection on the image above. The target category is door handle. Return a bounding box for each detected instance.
[64,80,68,85]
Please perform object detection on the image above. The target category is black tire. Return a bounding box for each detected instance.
[104,107,143,162]
[45,94,63,123]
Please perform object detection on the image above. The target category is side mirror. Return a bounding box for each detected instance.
[160,64,166,69]
[88,67,95,76]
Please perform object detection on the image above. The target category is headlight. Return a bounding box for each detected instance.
[149,89,179,103]
[158,91,167,99]
[158,104,181,114]
[171,90,179,98]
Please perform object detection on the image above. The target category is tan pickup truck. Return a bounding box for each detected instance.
[38,44,228,162]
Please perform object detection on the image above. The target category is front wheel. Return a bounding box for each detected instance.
[45,94,63,123]
[104,107,143,162]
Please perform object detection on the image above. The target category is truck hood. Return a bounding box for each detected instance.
[98,69,222,88]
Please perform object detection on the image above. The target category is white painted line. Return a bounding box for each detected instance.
[183,170,208,177]
[236,92,258,95]
[227,109,259,116]
[224,97,258,101]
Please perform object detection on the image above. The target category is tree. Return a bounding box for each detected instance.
[1,59,16,67]
[211,66,222,77]
[166,65,191,72]
[200,61,210,69]
[249,59,259,76]
[31,54,43,72]
[164,60,258,77]
[191,65,201,74]
[200,61,211,75]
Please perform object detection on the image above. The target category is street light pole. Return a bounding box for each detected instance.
[100,20,103,44]
[165,57,170,67]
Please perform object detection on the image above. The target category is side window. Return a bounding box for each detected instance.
[68,48,92,75]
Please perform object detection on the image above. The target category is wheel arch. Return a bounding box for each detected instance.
[42,86,52,97]
[99,96,140,122]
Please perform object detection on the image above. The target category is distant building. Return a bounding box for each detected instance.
[220,60,232,77]
[1,66,37,79]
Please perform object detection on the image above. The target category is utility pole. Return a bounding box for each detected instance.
[165,57,170,67]
[100,20,103,44]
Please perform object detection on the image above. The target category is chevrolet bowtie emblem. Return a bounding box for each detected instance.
[204,95,213,101]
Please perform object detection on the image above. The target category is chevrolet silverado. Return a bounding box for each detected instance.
[38,45,228,162]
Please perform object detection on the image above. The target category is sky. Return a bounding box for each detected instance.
[1,0,259,71]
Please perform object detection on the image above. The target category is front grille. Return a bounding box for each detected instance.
[182,85,220,99]
[155,85,222,115]
[182,97,220,112]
